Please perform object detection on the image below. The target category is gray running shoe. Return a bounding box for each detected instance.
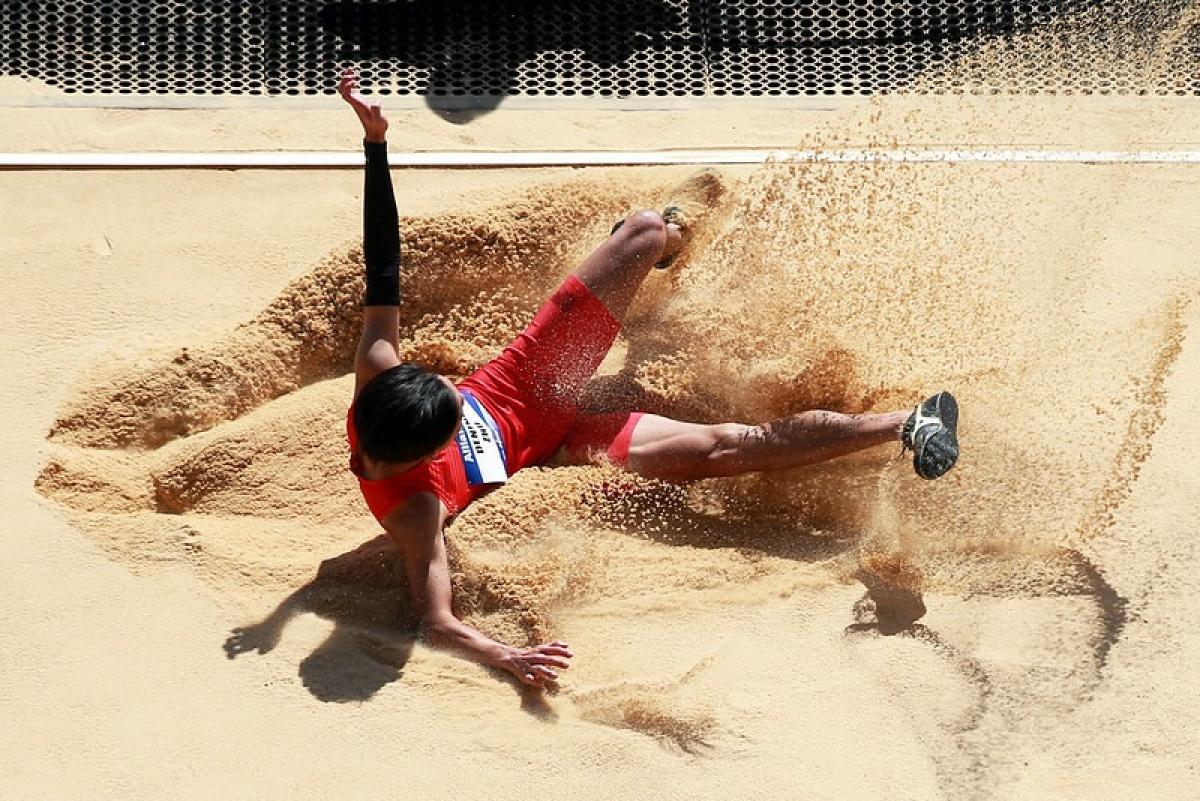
[900,391,959,480]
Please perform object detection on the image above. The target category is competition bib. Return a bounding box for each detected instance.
[456,390,508,486]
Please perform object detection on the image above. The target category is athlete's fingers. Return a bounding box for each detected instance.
[528,654,571,670]
[530,665,559,683]
[535,644,574,658]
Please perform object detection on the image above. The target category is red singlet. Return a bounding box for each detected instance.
[348,274,643,523]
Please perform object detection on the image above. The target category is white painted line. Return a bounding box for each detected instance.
[2,149,1200,169]
[0,150,781,168]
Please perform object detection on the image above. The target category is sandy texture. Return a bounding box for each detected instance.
[3,94,1199,155]
[5,6,1200,799]
[7,155,1200,801]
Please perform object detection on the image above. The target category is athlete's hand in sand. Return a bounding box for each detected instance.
[497,641,574,688]
[337,67,388,143]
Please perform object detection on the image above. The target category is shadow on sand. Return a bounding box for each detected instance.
[318,0,684,122]
[223,536,418,702]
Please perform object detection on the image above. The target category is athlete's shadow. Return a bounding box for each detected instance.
[222,532,556,706]
[223,535,418,702]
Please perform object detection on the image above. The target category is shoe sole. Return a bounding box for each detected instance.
[654,205,687,268]
[914,391,959,480]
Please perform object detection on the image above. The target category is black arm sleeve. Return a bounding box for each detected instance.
[362,140,402,307]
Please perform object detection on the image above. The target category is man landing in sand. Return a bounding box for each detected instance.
[338,69,959,689]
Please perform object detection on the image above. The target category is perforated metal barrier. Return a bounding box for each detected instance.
[1,0,1197,99]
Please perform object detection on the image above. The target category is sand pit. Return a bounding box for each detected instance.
[5,150,1195,799]
[6,4,1200,798]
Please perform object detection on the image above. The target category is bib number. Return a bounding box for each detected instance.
[456,390,508,486]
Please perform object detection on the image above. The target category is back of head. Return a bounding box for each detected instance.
[353,364,461,464]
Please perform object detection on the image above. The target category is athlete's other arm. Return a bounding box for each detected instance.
[354,130,400,393]
[382,495,573,688]
[338,68,403,394]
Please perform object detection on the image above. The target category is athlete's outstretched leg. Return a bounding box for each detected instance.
[617,409,910,482]
[603,390,959,482]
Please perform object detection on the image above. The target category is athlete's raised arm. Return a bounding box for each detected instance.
[338,68,403,397]
[382,495,574,689]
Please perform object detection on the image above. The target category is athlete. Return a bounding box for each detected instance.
[338,69,959,689]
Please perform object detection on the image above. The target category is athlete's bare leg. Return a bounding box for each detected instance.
[619,409,910,482]
[572,210,682,323]
[572,166,724,322]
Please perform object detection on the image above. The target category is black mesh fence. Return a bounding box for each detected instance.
[1,0,1196,97]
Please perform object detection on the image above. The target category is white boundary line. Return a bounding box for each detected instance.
[3,149,1200,169]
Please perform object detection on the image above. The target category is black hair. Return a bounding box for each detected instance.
[353,364,461,464]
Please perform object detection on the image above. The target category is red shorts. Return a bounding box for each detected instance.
[348,274,644,522]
